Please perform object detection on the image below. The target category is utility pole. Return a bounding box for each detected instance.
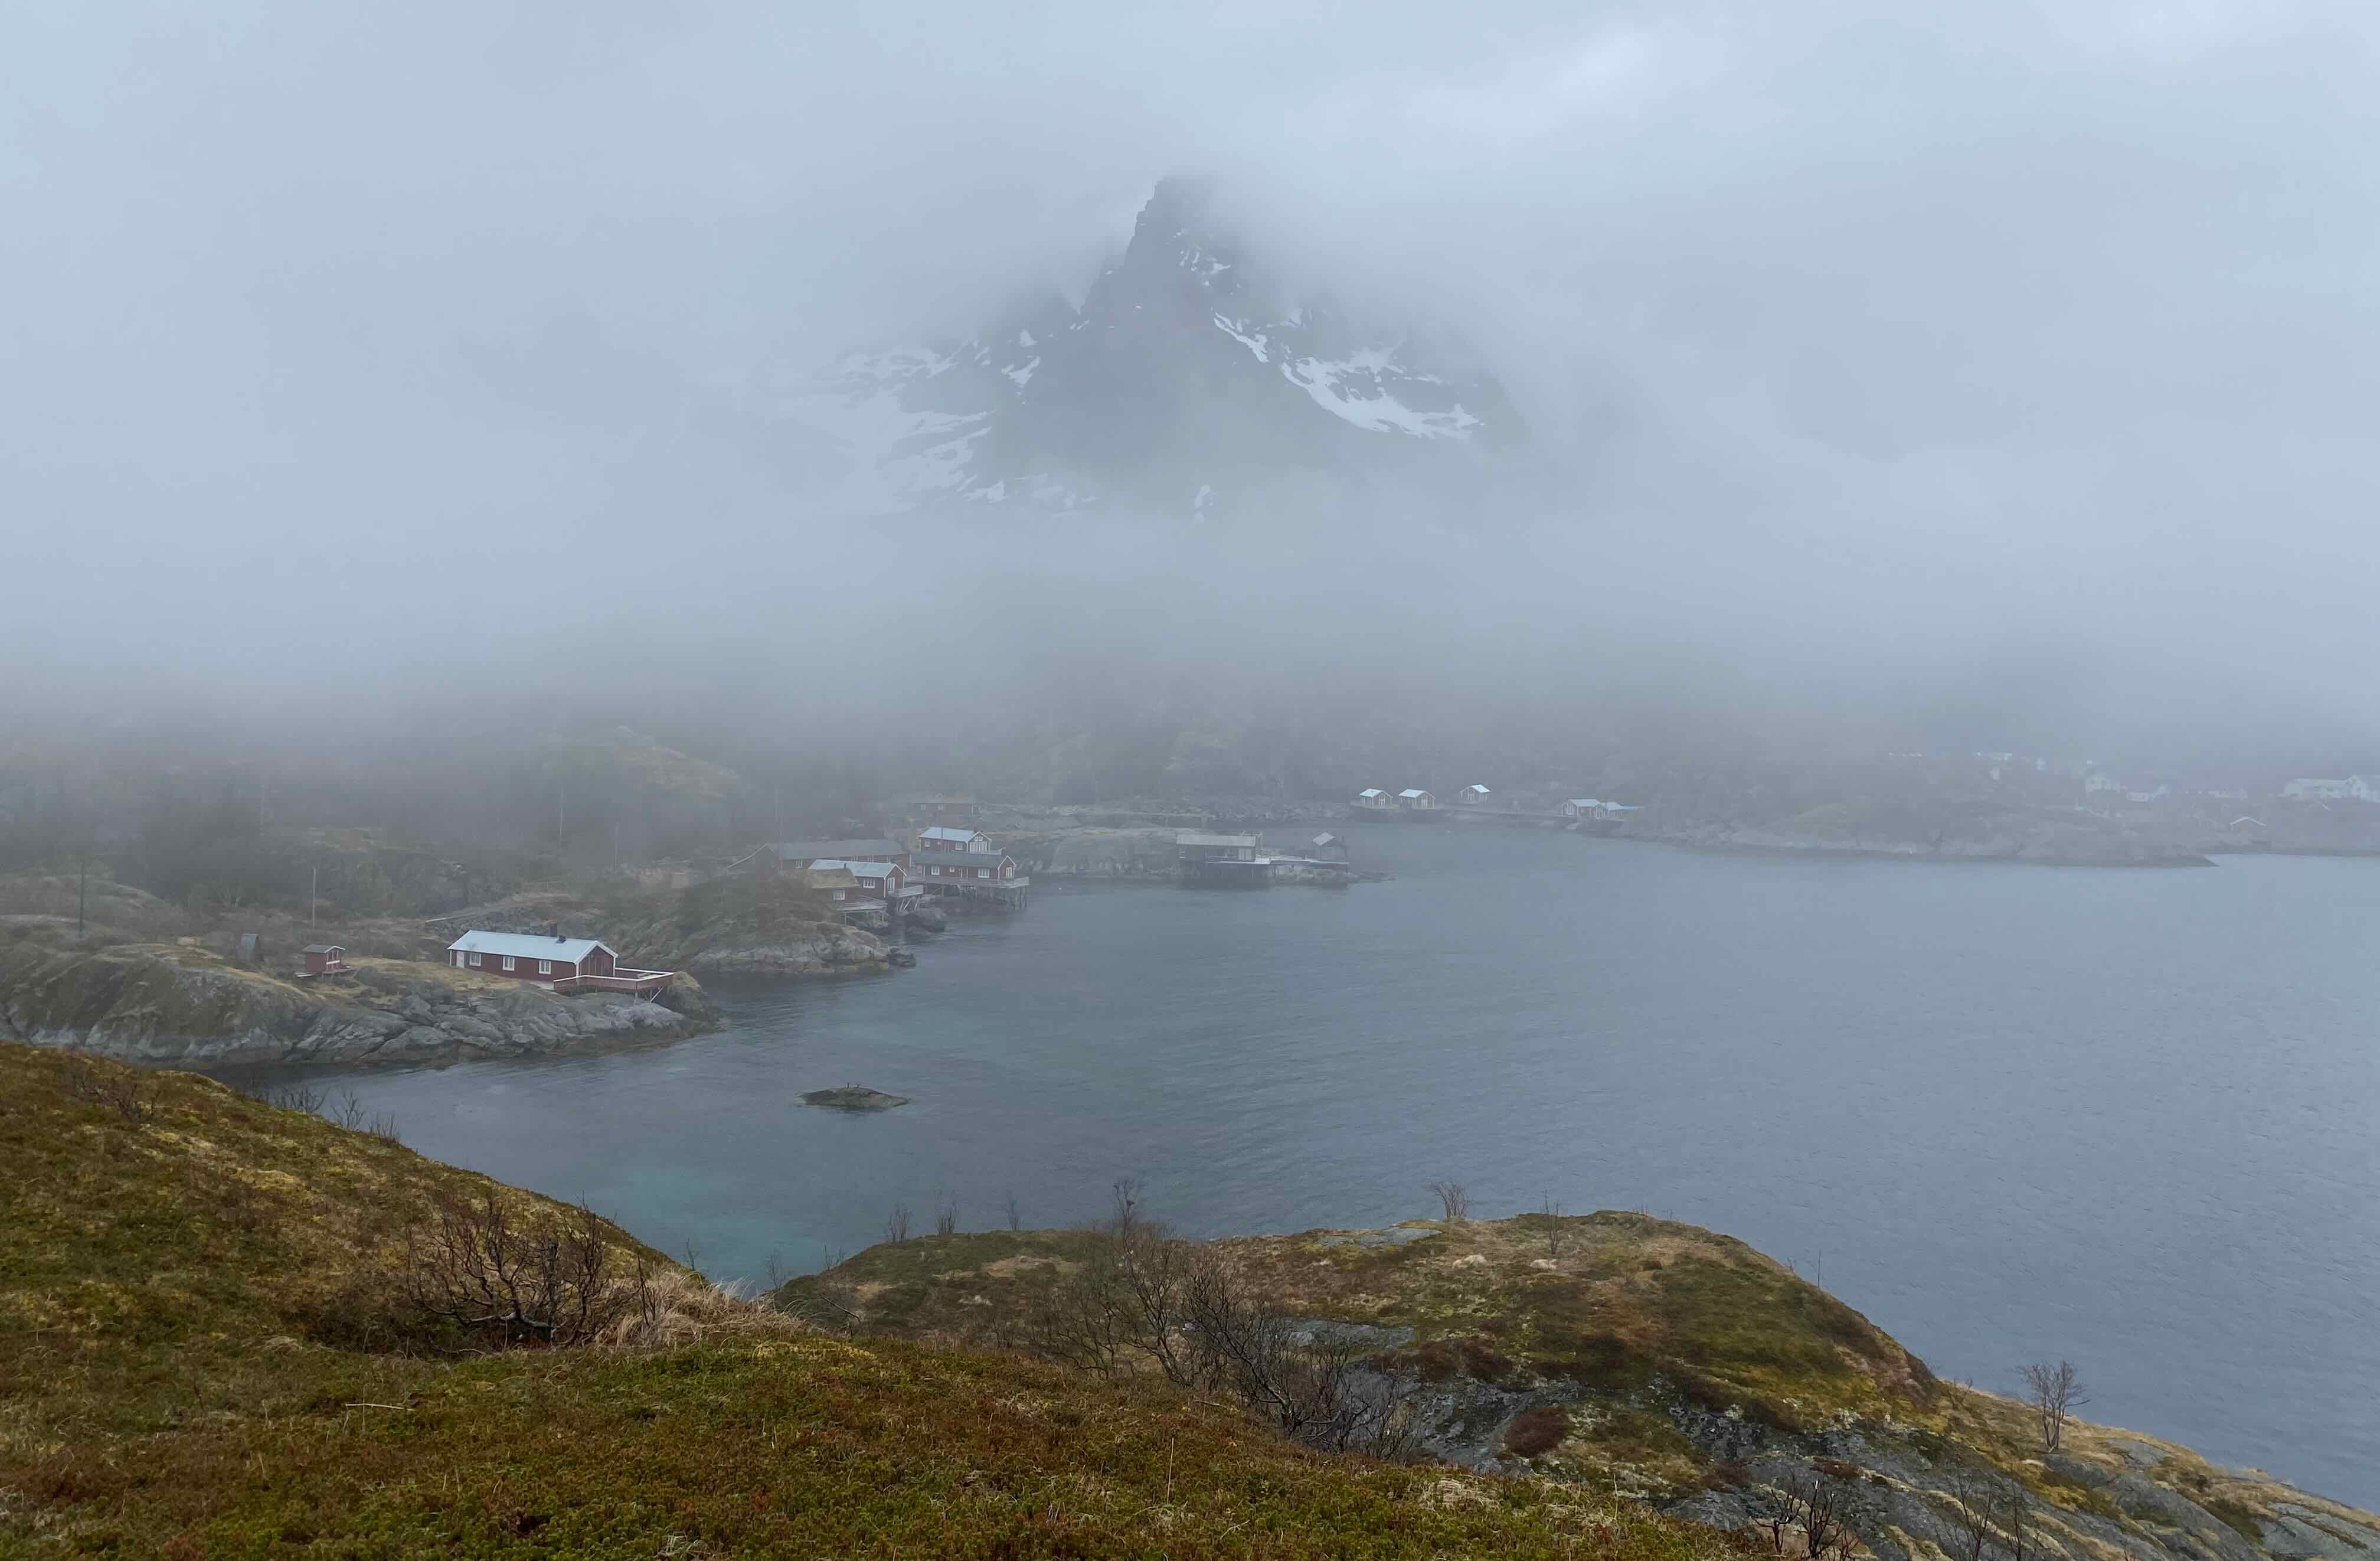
[309,860,319,926]
[76,849,87,935]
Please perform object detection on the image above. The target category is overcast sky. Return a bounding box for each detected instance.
[6,2,2378,759]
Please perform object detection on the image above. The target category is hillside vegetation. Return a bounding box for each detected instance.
[779,1220,2380,1561]
[0,1043,1744,1559]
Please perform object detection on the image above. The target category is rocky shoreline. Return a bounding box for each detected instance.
[0,927,718,1067]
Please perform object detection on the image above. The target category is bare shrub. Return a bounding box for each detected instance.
[1172,1243,1414,1455]
[1759,1470,1864,1559]
[1003,1190,1022,1232]
[1109,1175,1145,1237]
[264,1082,327,1115]
[1942,1466,2002,1561]
[58,1056,156,1125]
[934,1196,959,1237]
[1538,1196,1567,1259]
[1427,1180,1470,1222]
[2019,1361,2087,1452]
[1024,1206,1415,1458]
[785,1249,862,1333]
[885,1204,911,1244]
[1798,1470,1864,1558]
[400,1186,650,1347]
[2002,1483,2030,1561]
[1500,1405,1567,1458]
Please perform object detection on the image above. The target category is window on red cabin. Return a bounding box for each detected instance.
[502,955,516,972]
[468,952,482,967]
[538,959,551,975]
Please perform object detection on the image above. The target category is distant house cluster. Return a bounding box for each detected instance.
[1351,785,1637,822]
[2281,776,2380,803]
[756,826,1030,912]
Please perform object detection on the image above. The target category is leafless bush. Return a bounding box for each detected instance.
[2001,1481,2030,1561]
[1942,1466,2009,1561]
[1427,1180,1470,1222]
[1003,1190,1022,1231]
[2020,1361,2087,1452]
[1538,1196,1568,1258]
[58,1056,156,1125]
[265,1082,327,1115]
[1109,1175,1146,1237]
[885,1204,911,1244]
[1027,1213,1415,1458]
[331,1089,370,1131]
[934,1196,959,1237]
[400,1186,651,1347]
[1754,1470,1865,1559]
[782,1249,863,1332]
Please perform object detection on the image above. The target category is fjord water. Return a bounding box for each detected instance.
[236,830,2380,1505]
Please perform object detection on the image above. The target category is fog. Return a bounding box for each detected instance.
[8,1,2380,775]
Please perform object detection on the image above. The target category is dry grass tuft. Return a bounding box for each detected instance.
[596,1271,811,1348]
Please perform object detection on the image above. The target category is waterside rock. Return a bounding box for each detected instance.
[799,1085,910,1111]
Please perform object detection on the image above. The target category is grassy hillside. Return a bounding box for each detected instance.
[779,1221,2380,1561]
[0,1044,1743,1559]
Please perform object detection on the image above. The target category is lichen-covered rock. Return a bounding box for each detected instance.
[679,926,891,978]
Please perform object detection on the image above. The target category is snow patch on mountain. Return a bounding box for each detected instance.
[761,177,1524,518]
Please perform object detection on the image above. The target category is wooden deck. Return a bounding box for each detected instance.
[551,968,674,996]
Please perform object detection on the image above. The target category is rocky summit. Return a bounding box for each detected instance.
[766,176,1528,520]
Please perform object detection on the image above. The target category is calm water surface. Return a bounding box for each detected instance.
[224,830,2380,1505]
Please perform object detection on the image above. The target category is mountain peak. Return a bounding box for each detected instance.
[767,178,1527,520]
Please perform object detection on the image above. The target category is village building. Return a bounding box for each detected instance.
[918,826,995,854]
[1177,831,1270,884]
[300,943,346,977]
[1353,788,1395,812]
[2282,776,2379,803]
[768,838,910,871]
[917,851,1022,886]
[804,865,863,908]
[809,858,919,909]
[1561,798,1601,819]
[1309,831,1346,862]
[444,929,673,996]
[1397,788,1439,811]
[1461,784,1492,805]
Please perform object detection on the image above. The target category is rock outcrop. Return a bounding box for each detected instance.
[780,1215,2380,1561]
[667,926,892,978]
[0,928,715,1066]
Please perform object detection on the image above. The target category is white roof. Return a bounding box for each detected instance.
[1357,788,1385,798]
[1568,798,1601,808]
[446,930,612,963]
[1398,789,1430,799]
[920,826,983,842]
[1466,784,1490,794]
[810,858,897,879]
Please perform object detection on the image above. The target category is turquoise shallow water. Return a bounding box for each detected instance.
[222,830,2380,1506]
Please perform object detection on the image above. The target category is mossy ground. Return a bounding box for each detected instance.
[0,1044,1748,1559]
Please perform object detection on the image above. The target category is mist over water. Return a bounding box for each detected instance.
[226,832,2380,1508]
